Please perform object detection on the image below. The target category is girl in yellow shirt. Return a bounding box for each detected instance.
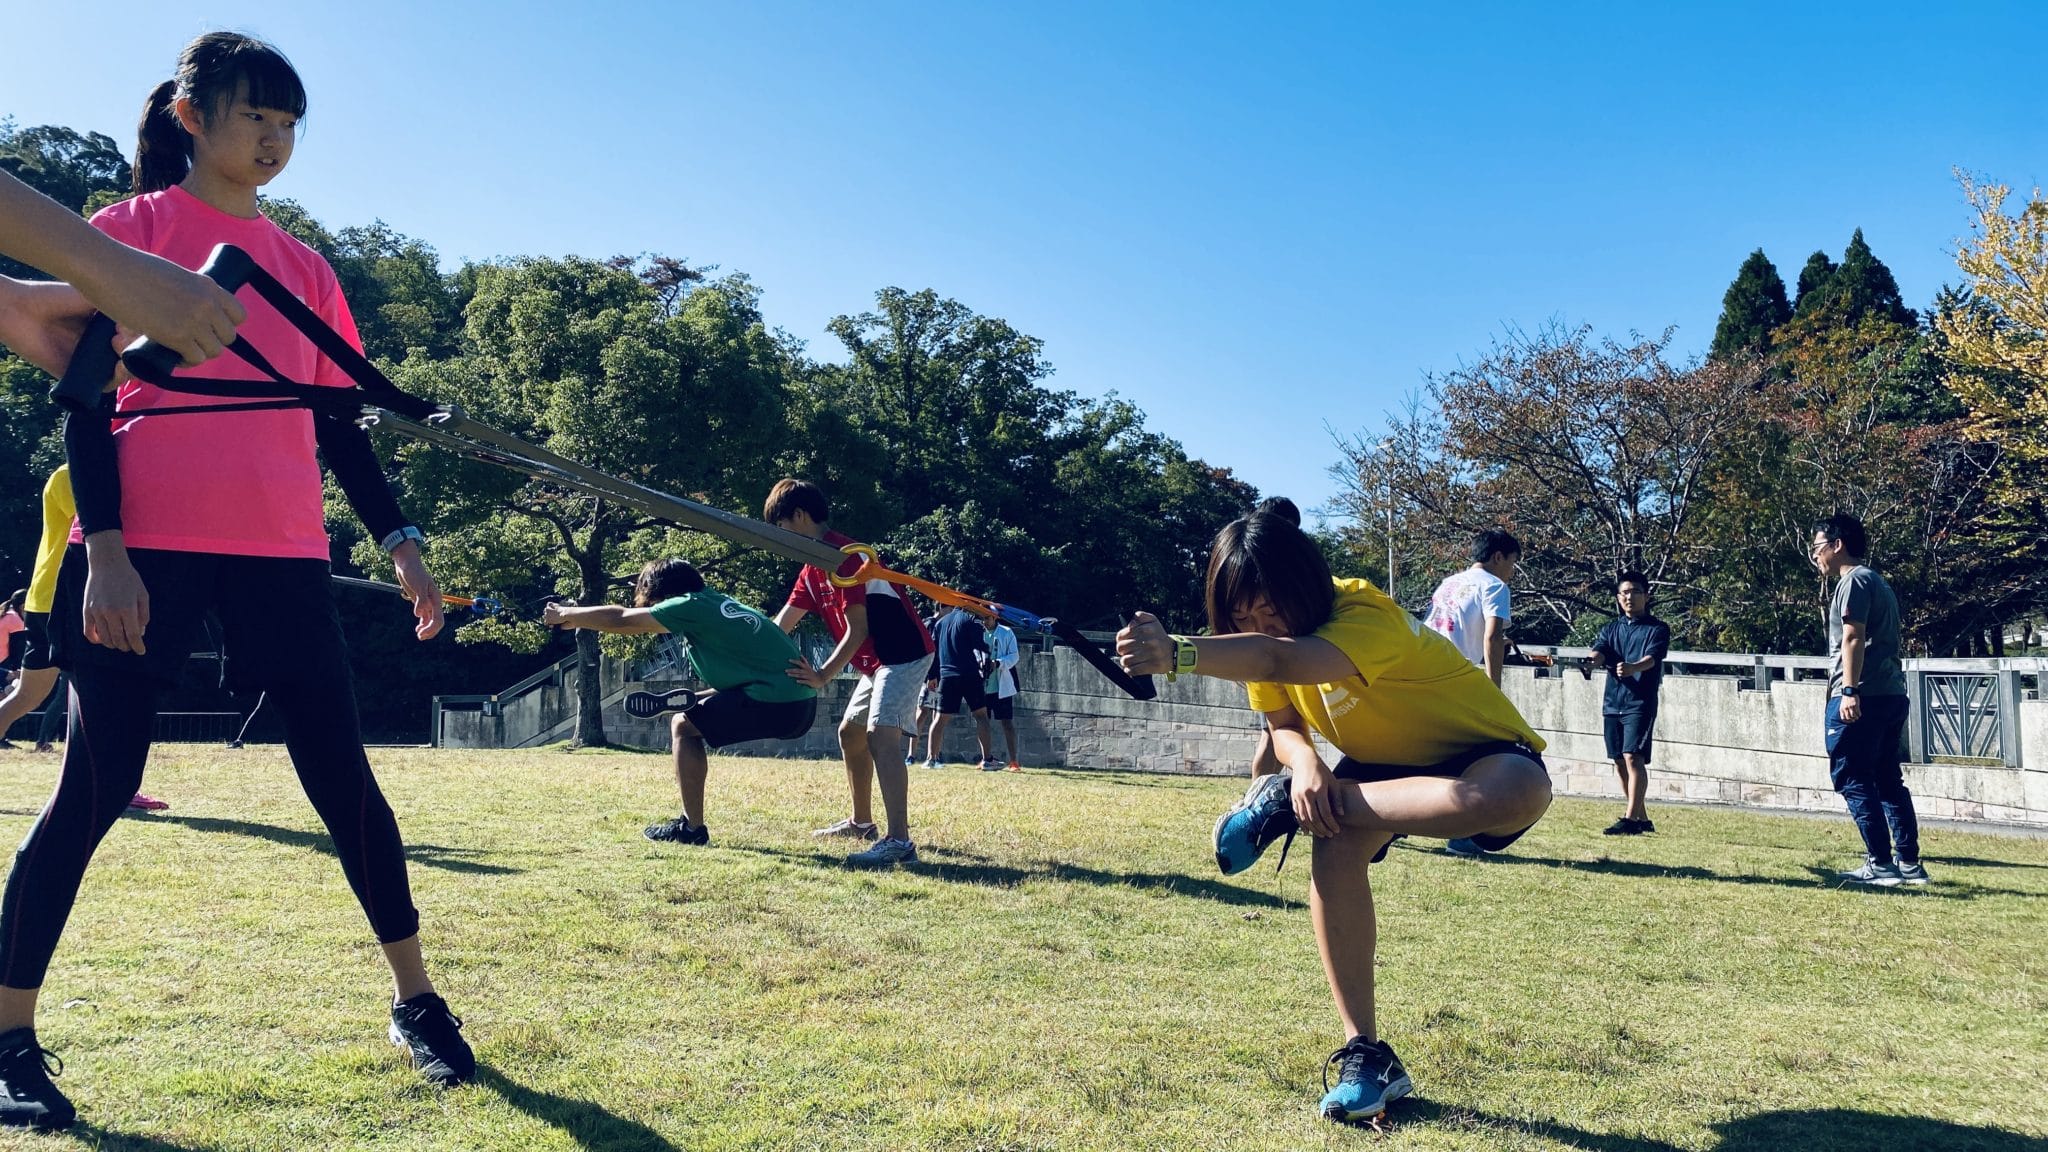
[1117,508,1552,1124]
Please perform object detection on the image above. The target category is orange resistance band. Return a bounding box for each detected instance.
[826,543,1001,622]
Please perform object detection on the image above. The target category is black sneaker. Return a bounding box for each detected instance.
[644,816,709,845]
[1602,817,1653,836]
[1319,1036,1412,1122]
[625,689,699,719]
[389,993,475,1087]
[0,1027,74,1129]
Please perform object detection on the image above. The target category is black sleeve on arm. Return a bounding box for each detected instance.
[314,411,407,545]
[64,401,123,536]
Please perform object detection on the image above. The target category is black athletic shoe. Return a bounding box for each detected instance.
[0,1027,73,1130]
[389,993,475,1087]
[1602,817,1650,836]
[1319,1036,1412,1122]
[644,816,710,845]
[625,689,699,719]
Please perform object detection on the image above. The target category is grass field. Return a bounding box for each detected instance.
[0,745,2042,1151]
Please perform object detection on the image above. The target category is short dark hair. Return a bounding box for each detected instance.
[1813,513,1868,560]
[763,478,829,526]
[1205,512,1336,637]
[633,559,706,607]
[1253,496,1301,528]
[1615,570,1650,595]
[1471,528,1522,565]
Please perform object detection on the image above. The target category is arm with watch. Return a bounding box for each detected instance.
[1837,618,1867,723]
[318,413,444,641]
[1113,611,1361,689]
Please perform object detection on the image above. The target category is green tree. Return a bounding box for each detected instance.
[375,256,798,746]
[1710,249,1791,362]
[0,121,131,280]
[1792,251,1838,315]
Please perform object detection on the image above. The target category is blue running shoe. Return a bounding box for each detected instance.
[1444,837,1484,858]
[1213,772,1298,876]
[1320,1037,1412,1123]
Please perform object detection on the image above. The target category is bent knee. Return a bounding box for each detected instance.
[670,713,699,740]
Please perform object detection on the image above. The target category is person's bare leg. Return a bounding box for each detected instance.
[1331,754,1551,839]
[999,717,1018,762]
[838,718,875,826]
[671,712,709,826]
[381,935,434,1002]
[1623,753,1649,821]
[869,725,910,841]
[0,666,56,734]
[1313,829,1390,1042]
[0,986,39,1033]
[928,711,953,764]
[972,709,993,761]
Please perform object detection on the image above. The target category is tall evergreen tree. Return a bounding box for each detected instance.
[1823,228,1918,328]
[1792,251,1838,315]
[1710,249,1791,361]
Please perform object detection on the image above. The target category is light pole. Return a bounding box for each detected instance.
[1381,437,1396,595]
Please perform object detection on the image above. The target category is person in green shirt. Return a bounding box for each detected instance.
[543,559,818,845]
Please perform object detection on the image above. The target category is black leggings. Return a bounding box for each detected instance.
[0,658,419,990]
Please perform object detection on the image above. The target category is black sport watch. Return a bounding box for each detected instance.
[1839,685,1859,698]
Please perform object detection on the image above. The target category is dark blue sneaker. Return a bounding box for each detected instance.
[644,816,709,845]
[1320,1036,1412,1122]
[389,992,475,1087]
[1213,772,1298,876]
[0,1027,72,1129]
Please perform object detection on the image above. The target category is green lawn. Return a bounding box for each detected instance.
[0,745,2042,1152]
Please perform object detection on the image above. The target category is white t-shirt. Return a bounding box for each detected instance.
[1425,567,1511,668]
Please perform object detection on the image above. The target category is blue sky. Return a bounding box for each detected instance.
[5,2,2042,521]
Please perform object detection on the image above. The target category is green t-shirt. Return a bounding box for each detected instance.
[647,592,815,703]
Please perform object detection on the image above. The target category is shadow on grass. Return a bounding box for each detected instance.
[1406,845,2039,900]
[1023,767,1215,791]
[63,1123,216,1151]
[480,1068,681,1151]
[151,814,521,876]
[1926,854,2048,870]
[729,843,1291,908]
[1389,1100,2044,1151]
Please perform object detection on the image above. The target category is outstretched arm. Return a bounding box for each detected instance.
[543,603,667,635]
[0,171,245,366]
[1114,610,1357,685]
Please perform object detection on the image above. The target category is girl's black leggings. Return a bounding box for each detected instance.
[0,659,419,989]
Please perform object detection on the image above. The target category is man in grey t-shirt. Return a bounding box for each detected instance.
[1810,514,1925,887]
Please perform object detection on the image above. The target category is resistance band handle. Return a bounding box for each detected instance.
[48,313,120,413]
[119,243,259,385]
[1052,619,1158,702]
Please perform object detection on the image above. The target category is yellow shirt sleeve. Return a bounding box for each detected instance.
[24,466,74,615]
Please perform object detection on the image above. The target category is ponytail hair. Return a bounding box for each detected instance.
[133,31,307,194]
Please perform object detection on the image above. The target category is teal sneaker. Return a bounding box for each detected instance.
[1213,772,1298,876]
[1319,1037,1411,1123]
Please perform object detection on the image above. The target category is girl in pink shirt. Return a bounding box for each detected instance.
[0,34,471,1131]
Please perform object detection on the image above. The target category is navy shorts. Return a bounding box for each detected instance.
[1333,740,1547,862]
[987,692,1014,721]
[687,690,818,749]
[938,674,988,714]
[1603,710,1656,762]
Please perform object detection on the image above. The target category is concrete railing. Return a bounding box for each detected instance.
[438,643,2048,827]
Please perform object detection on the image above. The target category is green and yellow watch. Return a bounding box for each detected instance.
[1168,634,1200,682]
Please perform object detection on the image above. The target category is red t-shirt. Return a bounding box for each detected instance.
[786,529,934,675]
[72,186,363,559]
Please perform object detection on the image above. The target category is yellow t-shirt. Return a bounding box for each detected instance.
[25,466,73,615]
[1245,577,1545,766]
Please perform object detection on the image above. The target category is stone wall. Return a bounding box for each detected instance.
[470,646,2048,827]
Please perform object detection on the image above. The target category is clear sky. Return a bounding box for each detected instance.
[5,2,2042,521]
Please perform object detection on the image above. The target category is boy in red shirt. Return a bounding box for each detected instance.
[765,479,934,866]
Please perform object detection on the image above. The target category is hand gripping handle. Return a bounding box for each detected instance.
[47,313,121,413]
[117,243,258,384]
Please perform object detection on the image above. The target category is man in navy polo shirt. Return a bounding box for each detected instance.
[1591,570,1670,836]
